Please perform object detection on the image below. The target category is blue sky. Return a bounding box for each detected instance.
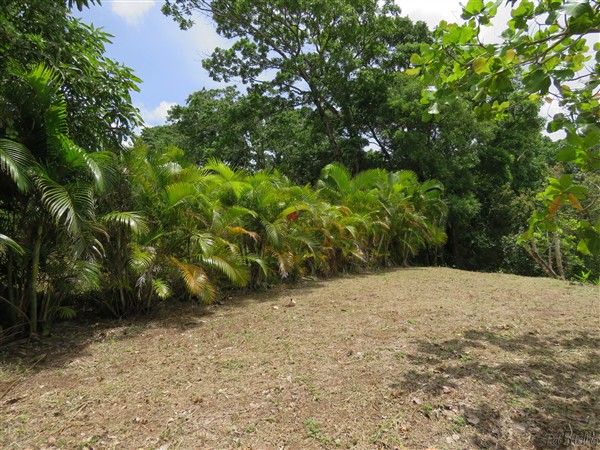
[74,1,512,127]
[75,0,232,126]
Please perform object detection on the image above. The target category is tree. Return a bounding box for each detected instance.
[162,0,430,170]
[0,64,114,337]
[0,0,142,337]
[409,0,600,273]
[0,0,142,151]
[142,88,331,183]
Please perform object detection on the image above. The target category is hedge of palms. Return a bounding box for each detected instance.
[0,65,447,339]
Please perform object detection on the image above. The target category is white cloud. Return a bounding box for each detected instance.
[395,0,512,43]
[395,0,463,28]
[138,101,178,126]
[111,0,155,26]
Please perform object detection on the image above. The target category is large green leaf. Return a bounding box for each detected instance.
[0,138,34,193]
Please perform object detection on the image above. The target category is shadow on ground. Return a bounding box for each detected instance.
[0,276,332,377]
[392,329,599,449]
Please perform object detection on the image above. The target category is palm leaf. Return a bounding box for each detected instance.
[190,232,216,254]
[244,254,270,276]
[271,250,294,278]
[261,218,282,247]
[164,182,198,207]
[69,260,102,291]
[128,244,156,274]
[227,226,260,241]
[152,278,172,299]
[198,254,250,287]
[45,102,69,141]
[171,258,216,303]
[58,136,116,192]
[0,138,34,192]
[319,163,352,196]
[35,171,93,235]
[352,169,385,192]
[161,161,183,175]
[0,233,24,256]
[101,211,149,236]
[20,63,63,110]
[55,306,77,320]
[203,158,247,181]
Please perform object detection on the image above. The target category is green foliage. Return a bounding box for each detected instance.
[163,0,430,169]
[409,0,600,271]
[0,64,113,336]
[96,141,447,314]
[143,88,332,183]
[0,1,140,337]
[0,0,142,150]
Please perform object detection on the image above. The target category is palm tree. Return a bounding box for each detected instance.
[0,64,113,336]
[108,146,252,309]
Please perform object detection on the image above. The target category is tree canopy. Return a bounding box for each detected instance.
[409,0,599,263]
[163,0,430,169]
[0,0,142,151]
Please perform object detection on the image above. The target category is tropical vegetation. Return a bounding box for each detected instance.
[1,0,598,342]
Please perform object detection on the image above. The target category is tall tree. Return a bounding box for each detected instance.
[162,0,429,170]
[0,65,114,336]
[0,0,142,151]
[409,0,600,272]
[141,88,331,183]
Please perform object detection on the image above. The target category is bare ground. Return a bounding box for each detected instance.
[1,267,599,450]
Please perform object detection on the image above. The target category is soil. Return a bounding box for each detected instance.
[1,267,599,449]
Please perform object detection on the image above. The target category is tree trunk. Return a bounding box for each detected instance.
[29,224,43,337]
[450,222,461,267]
[523,242,560,279]
[553,232,565,279]
[6,252,16,325]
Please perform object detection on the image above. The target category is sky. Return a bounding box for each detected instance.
[74,0,512,127]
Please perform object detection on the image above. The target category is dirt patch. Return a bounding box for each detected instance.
[1,268,599,449]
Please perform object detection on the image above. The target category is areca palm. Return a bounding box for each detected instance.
[109,144,252,309]
[0,64,114,336]
[374,170,448,265]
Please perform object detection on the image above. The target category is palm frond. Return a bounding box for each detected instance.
[319,163,352,196]
[352,169,384,192]
[190,232,216,254]
[198,254,250,287]
[128,244,156,274]
[161,161,183,175]
[44,102,69,141]
[101,211,149,236]
[55,306,77,320]
[244,254,270,276]
[261,218,282,247]
[35,171,93,235]
[70,260,102,291]
[0,233,24,256]
[227,226,260,241]
[202,158,246,181]
[271,250,294,278]
[152,278,172,299]
[164,182,198,208]
[0,138,34,192]
[171,258,216,303]
[20,63,63,109]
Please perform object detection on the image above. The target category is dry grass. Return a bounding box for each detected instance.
[1,268,598,449]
